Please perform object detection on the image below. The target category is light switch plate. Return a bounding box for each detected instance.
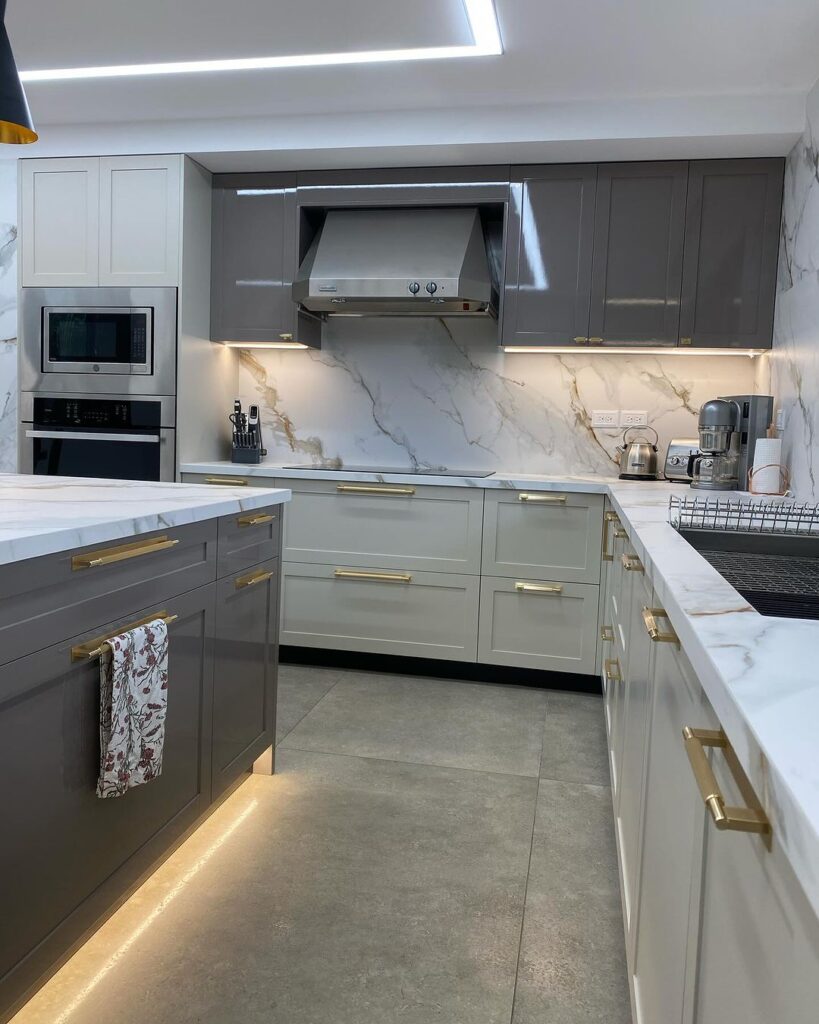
[620,410,648,427]
[592,410,619,428]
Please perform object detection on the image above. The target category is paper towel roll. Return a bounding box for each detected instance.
[749,437,784,494]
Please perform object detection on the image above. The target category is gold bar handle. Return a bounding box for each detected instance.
[336,484,415,497]
[621,553,644,573]
[72,536,179,571]
[518,493,568,503]
[515,581,563,595]
[683,727,771,844]
[641,607,679,644]
[600,625,614,643]
[205,476,248,486]
[604,658,621,685]
[614,527,628,539]
[573,336,588,344]
[237,512,275,527]
[588,336,604,344]
[71,611,178,661]
[602,510,619,562]
[235,569,275,590]
[334,569,413,584]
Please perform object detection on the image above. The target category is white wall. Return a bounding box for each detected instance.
[0,159,17,473]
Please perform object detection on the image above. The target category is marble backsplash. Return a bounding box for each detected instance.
[237,317,760,475]
[771,76,819,500]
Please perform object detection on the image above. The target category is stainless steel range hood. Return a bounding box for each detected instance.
[293,207,497,317]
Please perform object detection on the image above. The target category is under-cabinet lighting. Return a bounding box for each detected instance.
[20,1,502,82]
[222,341,309,349]
[502,346,766,358]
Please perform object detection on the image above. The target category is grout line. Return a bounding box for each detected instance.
[537,773,611,790]
[274,671,345,747]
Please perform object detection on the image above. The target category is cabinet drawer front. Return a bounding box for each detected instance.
[482,491,604,583]
[217,503,282,578]
[279,480,484,574]
[281,562,479,661]
[0,521,217,667]
[478,577,600,674]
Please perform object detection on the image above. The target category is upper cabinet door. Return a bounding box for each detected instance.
[98,156,182,287]
[679,159,783,349]
[502,164,597,346]
[21,158,100,287]
[589,162,688,346]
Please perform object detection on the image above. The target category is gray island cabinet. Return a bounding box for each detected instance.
[0,501,284,1022]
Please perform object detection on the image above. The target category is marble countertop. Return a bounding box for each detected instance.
[0,474,291,567]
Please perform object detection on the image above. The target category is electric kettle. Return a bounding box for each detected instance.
[616,426,659,480]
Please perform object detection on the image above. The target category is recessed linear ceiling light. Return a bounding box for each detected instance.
[19,0,501,83]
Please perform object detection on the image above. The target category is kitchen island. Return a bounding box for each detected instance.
[0,474,290,1022]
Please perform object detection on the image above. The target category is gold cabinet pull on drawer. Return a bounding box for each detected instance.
[70,611,178,661]
[573,336,588,344]
[602,510,619,562]
[336,484,415,496]
[604,658,621,684]
[518,492,567,503]
[205,476,248,486]
[682,727,771,845]
[237,512,275,527]
[72,536,179,570]
[333,569,413,584]
[515,581,563,595]
[613,527,628,539]
[641,607,678,644]
[235,569,274,590]
[600,625,614,643]
[621,553,644,573]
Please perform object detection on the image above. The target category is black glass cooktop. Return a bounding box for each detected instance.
[282,465,495,478]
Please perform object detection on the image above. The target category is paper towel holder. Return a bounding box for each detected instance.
[748,463,791,496]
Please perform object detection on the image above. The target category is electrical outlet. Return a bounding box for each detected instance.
[592,410,619,428]
[775,408,786,431]
[620,410,648,427]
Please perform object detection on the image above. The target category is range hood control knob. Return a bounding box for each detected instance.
[425,281,438,294]
[408,281,421,294]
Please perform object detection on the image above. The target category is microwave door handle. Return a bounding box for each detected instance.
[25,430,161,443]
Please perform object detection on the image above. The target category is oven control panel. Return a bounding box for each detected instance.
[32,397,162,429]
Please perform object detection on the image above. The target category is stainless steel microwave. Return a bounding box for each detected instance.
[20,287,177,396]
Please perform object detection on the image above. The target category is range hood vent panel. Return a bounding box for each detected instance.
[293,207,497,317]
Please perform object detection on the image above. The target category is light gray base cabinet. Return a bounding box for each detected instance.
[0,508,283,1023]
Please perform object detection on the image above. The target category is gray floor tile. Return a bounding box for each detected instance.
[540,690,610,786]
[276,663,342,743]
[280,671,548,777]
[512,779,631,1024]
[20,751,538,1024]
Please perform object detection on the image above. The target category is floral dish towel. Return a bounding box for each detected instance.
[97,618,169,799]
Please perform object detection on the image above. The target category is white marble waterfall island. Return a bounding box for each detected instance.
[0,474,289,1021]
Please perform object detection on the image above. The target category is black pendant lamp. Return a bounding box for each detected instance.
[0,0,36,144]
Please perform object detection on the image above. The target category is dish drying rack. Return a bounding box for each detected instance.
[668,495,819,535]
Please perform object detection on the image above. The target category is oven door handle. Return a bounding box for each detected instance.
[25,430,161,444]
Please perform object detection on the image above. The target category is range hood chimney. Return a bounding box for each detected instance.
[293,207,497,317]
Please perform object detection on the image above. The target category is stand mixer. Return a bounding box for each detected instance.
[688,395,773,491]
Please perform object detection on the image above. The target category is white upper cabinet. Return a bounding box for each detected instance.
[99,156,181,286]
[21,158,100,287]
[21,155,182,288]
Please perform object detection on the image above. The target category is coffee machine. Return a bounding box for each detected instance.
[688,395,773,491]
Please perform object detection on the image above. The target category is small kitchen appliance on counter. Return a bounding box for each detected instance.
[616,426,659,480]
[663,439,700,482]
[688,394,773,491]
[230,399,267,464]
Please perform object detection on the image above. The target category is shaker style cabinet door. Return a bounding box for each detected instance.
[211,174,296,343]
[502,165,597,346]
[588,162,688,346]
[20,158,100,287]
[98,155,182,286]
[679,159,784,349]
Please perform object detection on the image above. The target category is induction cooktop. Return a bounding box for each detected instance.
[282,465,495,478]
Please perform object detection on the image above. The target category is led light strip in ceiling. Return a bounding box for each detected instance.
[19,0,501,82]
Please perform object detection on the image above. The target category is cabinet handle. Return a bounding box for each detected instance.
[279,333,294,341]
[604,658,621,685]
[235,569,274,590]
[70,611,178,661]
[72,536,179,570]
[621,553,644,573]
[237,512,275,527]
[600,625,614,643]
[679,337,693,346]
[334,569,413,584]
[682,727,771,846]
[588,337,604,345]
[518,493,567,503]
[206,476,248,486]
[573,336,588,344]
[602,510,619,562]
[336,484,416,496]
[613,527,628,539]
[641,607,678,644]
[515,581,563,595]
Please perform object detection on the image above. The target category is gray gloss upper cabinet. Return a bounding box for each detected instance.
[589,162,688,346]
[502,165,597,346]
[211,174,297,343]
[679,159,783,349]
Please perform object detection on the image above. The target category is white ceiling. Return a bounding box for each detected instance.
[8,0,819,169]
